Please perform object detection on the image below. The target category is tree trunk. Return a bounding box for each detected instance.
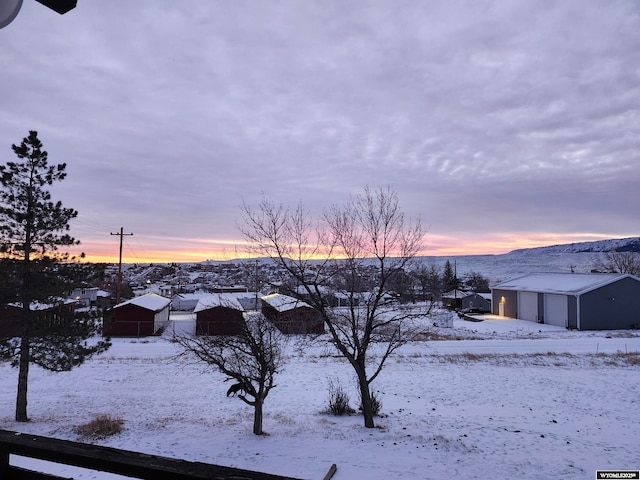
[18,189,33,423]
[356,368,375,428]
[16,336,30,422]
[253,398,263,435]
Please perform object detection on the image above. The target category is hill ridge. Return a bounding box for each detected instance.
[509,237,640,255]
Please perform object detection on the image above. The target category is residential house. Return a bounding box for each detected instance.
[461,292,492,313]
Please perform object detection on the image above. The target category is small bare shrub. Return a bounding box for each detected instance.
[74,414,124,440]
[327,378,355,416]
[370,392,382,416]
[358,391,383,416]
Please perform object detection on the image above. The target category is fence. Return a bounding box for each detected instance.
[0,429,303,480]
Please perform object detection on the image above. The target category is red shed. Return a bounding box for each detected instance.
[103,293,171,337]
[194,294,245,336]
[261,293,324,334]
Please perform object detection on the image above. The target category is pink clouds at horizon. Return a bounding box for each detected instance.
[73,232,626,264]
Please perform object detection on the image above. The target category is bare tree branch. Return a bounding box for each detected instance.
[240,186,431,428]
[175,312,286,435]
[594,250,640,275]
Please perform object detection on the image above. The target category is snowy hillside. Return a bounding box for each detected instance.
[418,251,601,285]
[418,237,639,285]
[509,237,640,254]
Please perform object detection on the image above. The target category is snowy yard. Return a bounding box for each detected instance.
[1,314,639,479]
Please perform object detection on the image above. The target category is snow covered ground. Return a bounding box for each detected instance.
[1,313,639,479]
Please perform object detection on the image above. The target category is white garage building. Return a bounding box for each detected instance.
[491,273,640,330]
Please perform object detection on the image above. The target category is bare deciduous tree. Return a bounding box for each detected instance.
[412,262,442,301]
[464,271,490,293]
[593,250,640,276]
[175,312,285,435]
[241,186,430,428]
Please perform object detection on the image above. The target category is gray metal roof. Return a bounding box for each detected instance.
[492,273,637,295]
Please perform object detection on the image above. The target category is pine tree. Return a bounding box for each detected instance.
[442,260,460,293]
[0,131,110,422]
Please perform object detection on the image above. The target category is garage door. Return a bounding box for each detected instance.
[544,294,568,327]
[518,292,538,322]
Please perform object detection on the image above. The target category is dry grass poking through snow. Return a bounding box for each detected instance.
[429,351,640,367]
[73,414,124,440]
[414,330,488,341]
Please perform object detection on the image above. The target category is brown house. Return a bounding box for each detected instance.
[103,293,171,337]
[194,294,245,335]
[0,300,76,337]
[261,293,324,334]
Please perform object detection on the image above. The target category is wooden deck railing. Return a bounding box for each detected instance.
[0,430,305,480]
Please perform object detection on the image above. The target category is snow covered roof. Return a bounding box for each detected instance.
[458,292,491,300]
[492,273,637,295]
[261,293,311,312]
[194,294,244,313]
[441,290,468,299]
[294,285,329,295]
[9,298,75,310]
[171,293,206,301]
[115,293,171,311]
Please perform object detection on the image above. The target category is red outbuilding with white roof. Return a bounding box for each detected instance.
[194,294,245,335]
[261,293,324,334]
[103,293,171,337]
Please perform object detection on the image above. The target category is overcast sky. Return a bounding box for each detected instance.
[2,1,639,263]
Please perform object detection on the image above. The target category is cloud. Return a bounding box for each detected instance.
[1,0,639,261]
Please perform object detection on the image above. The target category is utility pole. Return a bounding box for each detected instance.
[110,227,133,304]
[255,259,259,311]
[454,259,458,309]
